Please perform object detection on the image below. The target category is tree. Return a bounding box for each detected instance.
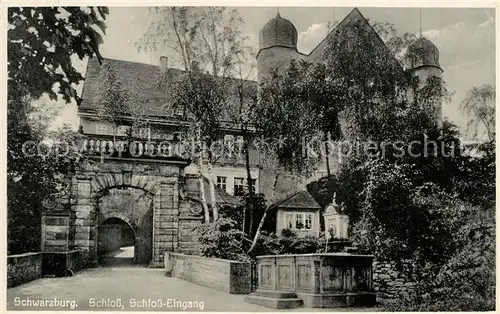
[93,62,148,141]
[138,7,253,222]
[314,18,495,310]
[247,61,323,253]
[8,7,109,102]
[7,92,82,253]
[461,84,495,142]
[7,7,109,253]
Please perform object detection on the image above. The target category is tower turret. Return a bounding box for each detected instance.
[257,12,300,83]
[407,37,444,123]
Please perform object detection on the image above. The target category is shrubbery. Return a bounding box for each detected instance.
[252,229,327,256]
[195,218,250,262]
[195,219,334,262]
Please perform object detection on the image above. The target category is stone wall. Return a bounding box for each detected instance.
[165,252,251,294]
[70,160,189,267]
[7,253,43,288]
[41,158,209,268]
[373,260,417,304]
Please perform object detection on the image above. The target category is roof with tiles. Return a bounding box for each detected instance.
[271,190,321,210]
[79,57,257,122]
[259,12,298,50]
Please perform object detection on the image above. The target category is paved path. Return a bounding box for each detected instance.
[7,266,375,312]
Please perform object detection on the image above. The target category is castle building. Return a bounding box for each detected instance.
[41,8,443,265]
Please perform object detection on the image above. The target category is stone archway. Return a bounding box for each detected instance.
[97,217,136,266]
[71,163,192,267]
[96,186,154,266]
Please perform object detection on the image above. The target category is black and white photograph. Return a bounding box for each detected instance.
[4,2,496,311]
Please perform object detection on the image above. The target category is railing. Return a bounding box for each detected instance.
[76,134,259,166]
[77,134,186,161]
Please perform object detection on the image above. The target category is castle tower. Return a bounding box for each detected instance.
[257,12,300,83]
[407,37,444,123]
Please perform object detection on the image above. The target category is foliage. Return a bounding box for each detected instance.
[94,63,131,125]
[381,205,495,311]
[352,161,466,266]
[256,60,322,175]
[218,203,244,231]
[143,7,254,222]
[461,84,495,141]
[251,229,328,257]
[138,7,252,77]
[298,17,496,310]
[7,7,109,254]
[8,7,109,103]
[195,218,250,262]
[7,92,83,254]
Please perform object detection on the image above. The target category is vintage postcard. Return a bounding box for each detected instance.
[3,1,496,312]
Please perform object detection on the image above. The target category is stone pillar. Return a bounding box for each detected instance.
[72,179,97,267]
[313,260,322,294]
[151,180,179,267]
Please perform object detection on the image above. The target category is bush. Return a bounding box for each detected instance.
[251,229,330,256]
[380,205,495,311]
[195,218,250,262]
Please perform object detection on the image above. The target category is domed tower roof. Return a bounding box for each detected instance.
[259,12,298,50]
[407,37,443,72]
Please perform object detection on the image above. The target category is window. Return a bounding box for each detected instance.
[224,134,234,144]
[173,132,182,141]
[139,127,150,140]
[285,213,294,229]
[234,177,245,196]
[216,176,227,191]
[305,214,312,230]
[233,177,257,195]
[96,123,108,134]
[116,125,130,136]
[174,106,184,117]
[249,178,257,193]
[295,214,304,230]
[284,212,313,230]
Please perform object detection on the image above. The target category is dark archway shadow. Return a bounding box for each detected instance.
[97,217,137,267]
[136,206,153,266]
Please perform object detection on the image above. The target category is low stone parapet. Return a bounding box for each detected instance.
[164,252,251,294]
[245,253,376,308]
[7,252,43,288]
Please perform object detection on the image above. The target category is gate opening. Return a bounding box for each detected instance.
[97,217,136,266]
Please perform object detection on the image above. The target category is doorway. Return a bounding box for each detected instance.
[97,217,136,266]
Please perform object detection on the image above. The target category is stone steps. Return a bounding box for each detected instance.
[244,290,303,309]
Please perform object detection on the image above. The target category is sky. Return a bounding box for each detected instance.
[53,6,495,138]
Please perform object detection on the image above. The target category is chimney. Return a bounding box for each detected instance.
[160,56,168,72]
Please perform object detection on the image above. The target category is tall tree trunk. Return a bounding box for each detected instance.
[199,163,210,223]
[244,135,253,235]
[247,170,280,254]
[196,125,210,223]
[208,162,218,221]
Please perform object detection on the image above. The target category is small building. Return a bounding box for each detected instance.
[268,190,322,237]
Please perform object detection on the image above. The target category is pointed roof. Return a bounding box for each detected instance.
[271,190,321,210]
[306,8,403,71]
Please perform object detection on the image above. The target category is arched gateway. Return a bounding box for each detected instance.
[41,157,205,268]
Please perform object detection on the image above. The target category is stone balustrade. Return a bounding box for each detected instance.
[77,135,183,160]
